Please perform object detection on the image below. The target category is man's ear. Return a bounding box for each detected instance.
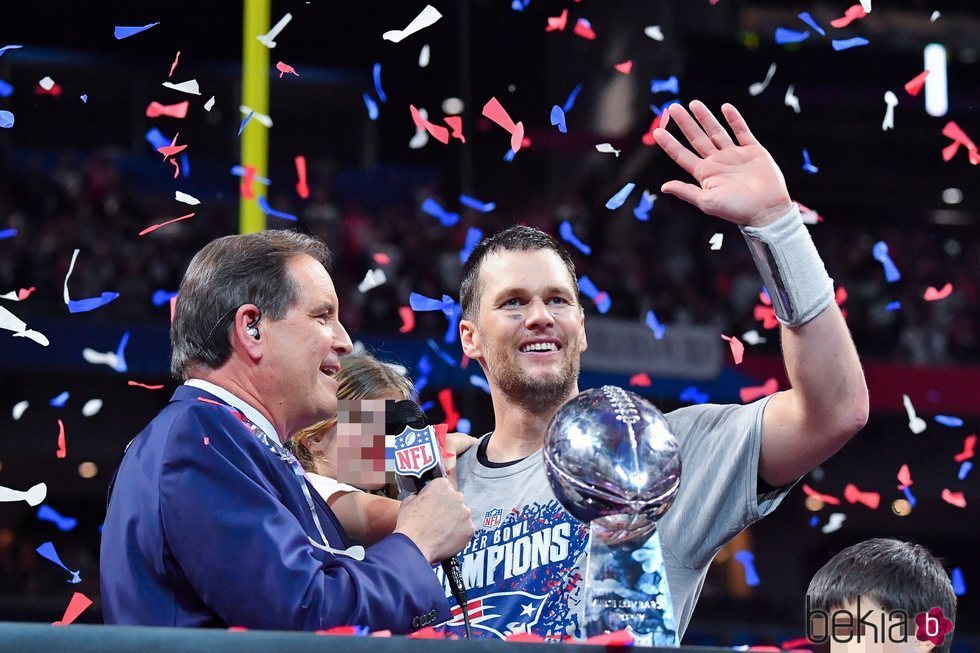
[234,304,263,361]
[578,310,588,353]
[459,318,482,361]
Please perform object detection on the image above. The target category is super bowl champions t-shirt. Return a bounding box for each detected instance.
[436,396,792,641]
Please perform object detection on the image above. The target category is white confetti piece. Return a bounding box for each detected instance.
[383,5,442,43]
[1,305,49,346]
[749,63,777,96]
[81,399,103,417]
[709,233,724,250]
[595,143,621,157]
[239,105,273,127]
[175,191,200,205]
[741,330,767,345]
[204,96,216,111]
[257,12,293,49]
[357,269,387,293]
[419,44,430,67]
[902,394,927,434]
[0,482,46,506]
[39,76,56,91]
[162,79,201,96]
[821,512,846,534]
[644,25,664,41]
[12,400,28,420]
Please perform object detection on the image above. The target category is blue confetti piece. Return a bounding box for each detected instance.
[458,195,496,213]
[0,110,14,128]
[885,301,901,311]
[35,541,81,583]
[68,292,120,314]
[80,94,88,103]
[733,550,760,587]
[238,110,255,136]
[511,0,530,9]
[832,37,869,51]
[0,79,13,98]
[872,241,901,282]
[363,93,379,121]
[419,400,435,412]
[935,415,964,427]
[152,289,178,306]
[417,355,433,377]
[809,515,819,528]
[180,153,190,178]
[38,505,78,532]
[902,486,917,507]
[645,310,666,340]
[578,276,599,300]
[469,375,491,394]
[594,294,611,314]
[0,228,17,239]
[550,105,567,133]
[456,418,471,434]
[414,374,429,393]
[775,28,810,45]
[958,461,973,481]
[49,391,70,408]
[679,386,709,404]
[605,182,636,210]
[409,292,453,313]
[230,166,271,185]
[633,190,656,221]
[145,127,170,151]
[114,331,130,373]
[443,303,461,345]
[256,196,297,221]
[503,148,516,162]
[114,23,160,40]
[650,75,678,95]
[802,148,819,174]
[372,62,386,103]
[760,287,771,304]
[559,221,591,255]
[952,567,967,596]
[562,84,583,113]
[460,227,484,264]
[426,339,457,367]
[421,198,459,227]
[651,99,681,116]
[798,12,826,36]
[0,45,24,58]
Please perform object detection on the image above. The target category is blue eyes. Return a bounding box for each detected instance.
[503,297,568,307]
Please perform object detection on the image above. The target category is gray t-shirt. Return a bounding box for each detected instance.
[436,396,792,641]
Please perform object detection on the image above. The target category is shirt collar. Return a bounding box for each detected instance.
[184,378,281,444]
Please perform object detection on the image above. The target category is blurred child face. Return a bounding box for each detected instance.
[333,395,403,490]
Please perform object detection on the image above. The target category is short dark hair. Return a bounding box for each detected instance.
[171,230,332,380]
[807,538,957,653]
[459,225,579,320]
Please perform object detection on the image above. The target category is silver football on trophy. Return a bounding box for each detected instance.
[543,386,681,544]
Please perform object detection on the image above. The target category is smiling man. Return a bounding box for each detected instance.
[441,101,869,641]
[101,230,474,631]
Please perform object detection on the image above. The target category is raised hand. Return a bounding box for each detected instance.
[654,101,794,228]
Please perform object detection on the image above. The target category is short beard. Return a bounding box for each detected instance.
[482,336,581,415]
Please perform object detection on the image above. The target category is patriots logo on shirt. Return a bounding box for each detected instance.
[445,590,549,639]
[392,426,440,478]
[483,508,502,528]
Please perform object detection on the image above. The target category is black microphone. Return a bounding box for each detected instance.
[386,399,472,638]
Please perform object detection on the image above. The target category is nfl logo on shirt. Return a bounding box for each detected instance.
[392,426,440,478]
[483,508,502,529]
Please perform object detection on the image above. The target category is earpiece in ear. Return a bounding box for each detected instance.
[246,326,259,339]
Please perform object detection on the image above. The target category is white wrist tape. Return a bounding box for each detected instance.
[740,205,834,328]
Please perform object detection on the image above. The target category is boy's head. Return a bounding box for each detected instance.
[807,538,956,653]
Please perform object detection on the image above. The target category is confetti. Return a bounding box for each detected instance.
[437,388,460,431]
[238,110,255,135]
[629,373,652,387]
[80,94,88,103]
[276,61,299,78]
[239,106,272,127]
[398,306,415,334]
[294,156,309,199]
[821,513,846,534]
[882,91,898,131]
[832,37,869,51]
[145,101,188,118]
[469,375,491,394]
[940,121,979,165]
[573,18,596,40]
[742,330,767,345]
[614,61,633,74]
[802,148,819,173]
[157,132,187,158]
[63,250,119,313]
[363,93,379,120]
[0,79,12,98]
[128,381,165,390]
[844,483,880,509]
[53,592,92,626]
[578,276,611,314]
[902,394,927,434]
[558,221,591,255]
[0,286,34,300]
[357,269,386,293]
[930,11,940,22]
[257,12,292,48]
[458,195,496,213]
[633,190,656,221]
[708,233,724,250]
[49,391,70,408]
[775,28,810,45]
[679,386,709,404]
[482,97,524,153]
[418,44,430,67]
[644,310,666,340]
[562,85,583,113]
[162,79,201,95]
[953,435,976,462]
[595,143,620,157]
[239,165,257,199]
[114,23,160,40]
[797,12,826,36]
[941,489,966,509]
[897,464,912,490]
[739,378,778,403]
[421,198,459,227]
[383,5,443,43]
[935,415,964,428]
[902,486,917,507]
[444,116,464,143]
[871,241,901,282]
[12,400,29,420]
[830,5,867,28]
[0,305,49,345]
[0,110,14,128]
[0,44,23,58]
[0,482,46,506]
[952,568,966,596]
[81,399,103,417]
[721,335,744,364]
[923,283,952,301]
[168,50,180,77]
[138,212,195,236]
[904,70,929,96]
[459,227,484,264]
[784,85,801,113]
[371,62,386,103]
[257,196,297,221]
[650,76,678,95]
[885,301,901,311]
[644,26,664,41]
[733,550,760,586]
[749,63,777,96]
[409,105,449,144]
[38,505,78,532]
[802,484,842,506]
[204,96,215,111]
[36,542,80,583]
[605,182,636,210]
[55,419,66,459]
[550,106,567,133]
[958,462,972,481]
[546,9,568,32]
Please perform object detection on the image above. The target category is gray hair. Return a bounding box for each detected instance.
[170,230,332,380]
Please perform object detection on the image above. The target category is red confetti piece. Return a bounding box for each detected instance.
[829,4,867,28]
[545,9,568,32]
[170,158,180,178]
[433,423,450,459]
[169,295,177,324]
[438,388,460,431]
[372,253,391,265]
[398,306,415,333]
[56,419,66,459]
[641,113,665,147]
[795,200,825,223]
[954,435,976,463]
[128,381,165,390]
[583,630,633,646]
[739,377,778,403]
[36,84,63,96]
[227,626,248,632]
[506,633,545,643]
[168,51,180,78]
[941,121,979,164]
[157,132,187,159]
[145,101,189,118]
[443,116,465,143]
[294,155,309,199]
[52,592,93,626]
[406,627,442,639]
[572,18,596,40]
[481,97,524,153]
[409,104,449,144]
[629,372,652,387]
[17,287,36,300]
[753,304,779,329]
[614,60,633,74]
[904,70,930,96]
[240,165,256,200]
[370,630,392,638]
[276,61,299,78]
[835,286,848,305]
[320,626,359,635]
[203,437,210,446]
[721,334,745,365]
[923,283,952,301]
[781,637,813,650]
[844,483,880,509]
[138,212,195,236]
[941,489,967,508]
[802,483,842,506]
[897,464,912,490]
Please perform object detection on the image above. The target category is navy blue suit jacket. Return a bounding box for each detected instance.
[100,385,448,631]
